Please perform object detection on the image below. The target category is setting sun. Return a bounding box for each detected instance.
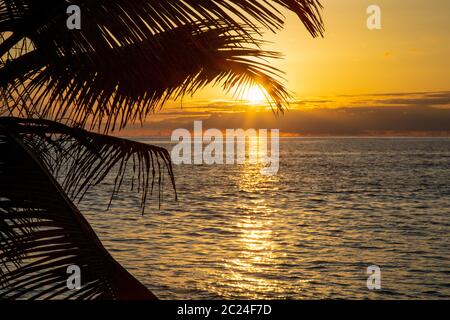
[242,85,267,104]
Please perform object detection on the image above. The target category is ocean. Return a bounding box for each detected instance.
[79,137,450,299]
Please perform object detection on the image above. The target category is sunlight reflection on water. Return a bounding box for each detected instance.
[79,138,450,299]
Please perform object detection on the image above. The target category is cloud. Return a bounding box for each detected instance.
[120,91,450,136]
[372,91,450,107]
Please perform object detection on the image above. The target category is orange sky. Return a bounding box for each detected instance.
[123,0,450,136]
[188,0,450,100]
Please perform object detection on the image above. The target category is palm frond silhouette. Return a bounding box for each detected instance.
[0,0,323,299]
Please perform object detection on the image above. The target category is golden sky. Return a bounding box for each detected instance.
[188,0,450,100]
[124,0,450,136]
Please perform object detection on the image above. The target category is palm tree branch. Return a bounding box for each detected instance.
[1,1,324,132]
[0,117,177,213]
[0,126,157,299]
[2,23,292,131]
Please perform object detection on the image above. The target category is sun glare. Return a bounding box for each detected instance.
[242,85,267,105]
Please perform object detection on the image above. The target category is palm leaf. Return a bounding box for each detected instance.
[0,125,158,299]
[0,1,323,38]
[0,117,176,213]
[3,24,291,131]
[1,0,324,132]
